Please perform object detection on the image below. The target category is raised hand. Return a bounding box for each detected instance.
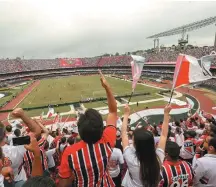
[124,104,131,116]
[24,133,40,155]
[164,104,172,115]
[11,108,24,118]
[98,69,109,88]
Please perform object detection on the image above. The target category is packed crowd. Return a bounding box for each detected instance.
[146,46,216,62]
[1,72,216,187]
[0,46,216,74]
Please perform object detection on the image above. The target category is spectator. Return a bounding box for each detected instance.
[0,108,42,187]
[180,131,197,163]
[115,130,123,152]
[121,104,172,187]
[175,127,184,148]
[193,136,216,187]
[108,147,124,187]
[14,129,21,138]
[57,70,117,187]
[196,123,205,138]
[59,137,67,153]
[22,119,49,179]
[5,125,13,144]
[22,176,56,187]
[160,141,193,187]
[67,137,74,146]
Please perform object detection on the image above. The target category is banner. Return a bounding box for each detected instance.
[172,54,214,89]
[131,55,145,90]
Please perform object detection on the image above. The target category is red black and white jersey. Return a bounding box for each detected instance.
[159,160,193,187]
[59,125,117,187]
[180,138,197,160]
[23,137,48,178]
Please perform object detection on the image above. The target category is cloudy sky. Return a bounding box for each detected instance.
[0,0,216,59]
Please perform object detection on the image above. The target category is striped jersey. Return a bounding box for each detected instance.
[180,138,197,160]
[23,137,48,178]
[59,125,117,187]
[159,160,193,187]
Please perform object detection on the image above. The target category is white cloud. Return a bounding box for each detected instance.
[0,0,216,58]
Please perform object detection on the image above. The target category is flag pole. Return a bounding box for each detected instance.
[128,91,134,104]
[169,89,174,104]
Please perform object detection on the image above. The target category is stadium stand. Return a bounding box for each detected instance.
[0,46,216,187]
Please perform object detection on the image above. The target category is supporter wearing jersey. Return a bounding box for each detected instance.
[0,108,44,187]
[180,131,197,163]
[193,136,216,187]
[159,141,193,187]
[108,148,124,187]
[58,71,117,187]
[23,119,49,178]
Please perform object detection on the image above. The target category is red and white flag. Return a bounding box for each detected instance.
[47,108,54,118]
[131,55,145,91]
[172,54,214,89]
[53,114,60,123]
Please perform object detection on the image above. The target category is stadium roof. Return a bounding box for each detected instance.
[147,16,216,39]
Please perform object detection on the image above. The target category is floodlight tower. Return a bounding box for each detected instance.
[147,16,216,49]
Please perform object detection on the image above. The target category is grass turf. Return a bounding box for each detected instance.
[18,75,161,111]
[0,82,31,105]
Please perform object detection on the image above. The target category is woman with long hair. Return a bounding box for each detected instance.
[121,104,171,187]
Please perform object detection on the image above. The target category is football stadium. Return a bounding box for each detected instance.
[1,1,216,187]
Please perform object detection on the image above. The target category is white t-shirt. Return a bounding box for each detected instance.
[193,154,216,187]
[108,148,124,178]
[47,135,55,147]
[154,136,160,145]
[46,148,56,168]
[2,145,27,182]
[122,146,165,187]
[60,144,67,153]
[6,134,14,145]
[0,175,4,187]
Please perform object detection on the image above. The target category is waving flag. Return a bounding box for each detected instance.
[131,55,145,90]
[47,107,54,118]
[172,54,214,89]
[53,114,60,123]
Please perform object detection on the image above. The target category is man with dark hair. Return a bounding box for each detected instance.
[14,129,21,138]
[196,123,205,138]
[23,176,56,187]
[58,71,117,187]
[180,130,197,163]
[160,141,193,187]
[193,136,216,187]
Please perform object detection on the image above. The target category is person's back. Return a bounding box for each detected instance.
[58,71,117,187]
[108,148,124,187]
[193,136,216,187]
[59,122,116,186]
[160,141,193,187]
[180,132,197,162]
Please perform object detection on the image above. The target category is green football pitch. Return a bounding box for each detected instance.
[17,75,166,117]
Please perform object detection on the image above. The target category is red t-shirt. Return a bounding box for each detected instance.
[59,125,116,187]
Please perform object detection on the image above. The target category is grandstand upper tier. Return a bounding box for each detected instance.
[0,45,215,74]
